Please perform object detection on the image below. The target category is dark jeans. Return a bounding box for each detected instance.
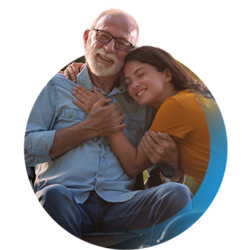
[36,183,192,246]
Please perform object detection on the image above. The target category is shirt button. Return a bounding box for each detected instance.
[24,149,27,154]
[101,140,104,144]
[102,156,105,159]
[128,124,130,127]
[69,115,72,118]
[98,175,101,178]
[139,128,142,131]
[96,187,99,190]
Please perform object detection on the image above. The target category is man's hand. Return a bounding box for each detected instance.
[72,85,106,113]
[141,130,185,183]
[85,98,126,137]
[64,62,85,82]
[141,131,179,166]
[49,98,126,160]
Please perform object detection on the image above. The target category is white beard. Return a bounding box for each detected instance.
[85,42,124,77]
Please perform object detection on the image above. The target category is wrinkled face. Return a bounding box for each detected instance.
[85,15,137,77]
[123,60,170,109]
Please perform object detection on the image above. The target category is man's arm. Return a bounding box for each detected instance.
[25,80,125,165]
[49,99,125,160]
[49,121,94,160]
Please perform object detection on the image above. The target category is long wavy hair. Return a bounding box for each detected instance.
[124,46,214,100]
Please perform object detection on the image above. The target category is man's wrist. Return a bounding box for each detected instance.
[78,119,99,139]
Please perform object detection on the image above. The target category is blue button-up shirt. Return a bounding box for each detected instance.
[25,66,156,203]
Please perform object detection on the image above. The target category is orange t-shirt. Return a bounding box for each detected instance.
[150,90,219,184]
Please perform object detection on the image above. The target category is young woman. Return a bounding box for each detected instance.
[74,46,219,184]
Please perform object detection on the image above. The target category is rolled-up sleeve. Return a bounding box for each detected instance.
[24,80,58,167]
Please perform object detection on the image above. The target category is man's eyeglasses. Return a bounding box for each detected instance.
[91,29,135,52]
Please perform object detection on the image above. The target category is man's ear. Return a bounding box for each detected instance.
[83,29,90,48]
[163,68,172,82]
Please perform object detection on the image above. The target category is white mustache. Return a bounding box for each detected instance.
[94,48,119,63]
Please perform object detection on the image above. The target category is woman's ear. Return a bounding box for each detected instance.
[163,68,172,82]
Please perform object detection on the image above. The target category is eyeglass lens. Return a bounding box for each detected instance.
[96,30,131,51]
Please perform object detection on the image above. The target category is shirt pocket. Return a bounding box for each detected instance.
[123,117,151,147]
[53,108,87,130]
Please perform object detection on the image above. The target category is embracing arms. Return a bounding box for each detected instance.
[49,99,125,160]
[72,84,184,182]
[57,64,184,182]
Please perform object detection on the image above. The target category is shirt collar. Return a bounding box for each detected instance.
[77,65,128,96]
[77,65,94,91]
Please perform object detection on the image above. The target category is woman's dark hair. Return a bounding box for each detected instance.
[124,46,214,99]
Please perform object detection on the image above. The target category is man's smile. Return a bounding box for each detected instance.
[98,54,113,62]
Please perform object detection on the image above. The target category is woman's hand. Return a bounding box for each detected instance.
[72,85,107,113]
[64,62,85,82]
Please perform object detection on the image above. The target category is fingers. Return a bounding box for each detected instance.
[109,101,121,111]
[141,136,155,162]
[141,131,168,165]
[64,65,75,82]
[72,88,91,104]
[116,123,126,132]
[72,99,88,112]
[72,85,99,110]
[93,86,105,99]
[156,131,175,142]
[64,68,70,80]
[75,85,93,95]
[95,98,112,107]
[80,63,86,71]
[145,131,175,148]
[143,131,159,148]
[72,85,93,101]
[64,62,84,83]
[119,113,126,124]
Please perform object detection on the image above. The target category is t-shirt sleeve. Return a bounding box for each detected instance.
[149,97,194,139]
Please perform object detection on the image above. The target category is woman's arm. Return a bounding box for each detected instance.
[71,86,182,178]
[108,133,152,177]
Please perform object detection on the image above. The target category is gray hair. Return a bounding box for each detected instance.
[89,9,140,46]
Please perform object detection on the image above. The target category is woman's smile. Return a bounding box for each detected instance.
[136,88,147,97]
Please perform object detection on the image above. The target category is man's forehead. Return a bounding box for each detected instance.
[95,14,136,39]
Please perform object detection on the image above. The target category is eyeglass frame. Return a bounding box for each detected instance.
[90,28,135,52]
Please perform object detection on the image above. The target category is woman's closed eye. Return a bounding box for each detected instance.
[125,73,145,86]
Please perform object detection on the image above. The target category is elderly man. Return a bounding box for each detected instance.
[25,9,192,246]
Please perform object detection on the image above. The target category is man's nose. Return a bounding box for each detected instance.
[103,38,116,53]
